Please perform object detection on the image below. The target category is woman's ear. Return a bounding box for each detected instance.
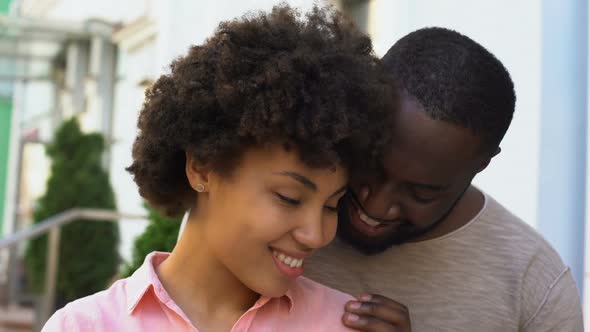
[185,151,210,193]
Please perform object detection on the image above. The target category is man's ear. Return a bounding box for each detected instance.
[476,147,501,173]
[185,151,211,192]
[493,147,501,157]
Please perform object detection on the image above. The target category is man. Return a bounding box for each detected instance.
[305,27,584,332]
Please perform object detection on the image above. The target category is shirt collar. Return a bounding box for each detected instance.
[125,251,296,314]
[126,251,170,314]
[255,289,295,313]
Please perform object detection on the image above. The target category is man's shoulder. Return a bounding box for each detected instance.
[476,194,566,272]
[431,194,580,326]
[477,194,540,241]
[482,195,583,328]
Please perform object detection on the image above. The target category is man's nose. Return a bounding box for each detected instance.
[357,185,401,221]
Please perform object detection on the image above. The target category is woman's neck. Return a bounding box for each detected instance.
[156,214,259,329]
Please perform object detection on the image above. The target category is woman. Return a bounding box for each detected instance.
[43,4,394,331]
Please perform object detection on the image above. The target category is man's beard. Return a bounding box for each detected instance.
[336,187,467,255]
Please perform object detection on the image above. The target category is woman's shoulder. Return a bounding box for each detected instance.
[41,278,131,331]
[294,276,355,303]
[286,277,355,331]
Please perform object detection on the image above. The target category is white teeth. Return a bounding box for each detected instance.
[272,250,304,269]
[359,211,382,227]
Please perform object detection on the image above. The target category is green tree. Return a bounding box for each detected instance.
[121,205,181,278]
[25,118,120,305]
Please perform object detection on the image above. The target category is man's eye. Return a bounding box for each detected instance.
[275,193,300,206]
[413,195,435,204]
[411,190,438,204]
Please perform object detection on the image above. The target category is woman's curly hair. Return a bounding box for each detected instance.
[127,4,396,217]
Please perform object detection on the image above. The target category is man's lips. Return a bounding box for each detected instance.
[348,202,400,237]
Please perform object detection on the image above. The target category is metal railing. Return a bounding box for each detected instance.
[0,209,146,328]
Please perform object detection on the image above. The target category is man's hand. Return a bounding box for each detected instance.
[342,294,411,332]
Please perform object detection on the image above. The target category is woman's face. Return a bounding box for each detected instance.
[188,144,347,297]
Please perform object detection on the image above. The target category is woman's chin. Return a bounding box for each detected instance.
[251,278,293,299]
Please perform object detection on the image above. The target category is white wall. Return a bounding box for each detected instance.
[21,0,147,22]
[369,0,542,227]
[110,38,156,262]
[153,0,321,73]
[10,79,54,225]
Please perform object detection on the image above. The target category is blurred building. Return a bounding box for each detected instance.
[0,0,588,327]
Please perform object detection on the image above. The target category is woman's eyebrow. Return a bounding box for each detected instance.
[273,171,317,191]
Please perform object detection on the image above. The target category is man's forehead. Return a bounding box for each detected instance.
[391,99,482,157]
[384,103,483,182]
[389,123,480,161]
[382,146,451,184]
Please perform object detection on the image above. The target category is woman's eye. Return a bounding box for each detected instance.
[275,193,300,206]
[324,205,338,213]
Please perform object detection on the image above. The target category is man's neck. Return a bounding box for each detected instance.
[410,185,485,243]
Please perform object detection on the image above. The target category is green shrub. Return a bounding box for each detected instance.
[121,205,181,278]
[25,118,120,305]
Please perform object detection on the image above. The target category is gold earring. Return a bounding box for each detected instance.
[195,183,206,192]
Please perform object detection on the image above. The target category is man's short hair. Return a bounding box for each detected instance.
[383,27,516,152]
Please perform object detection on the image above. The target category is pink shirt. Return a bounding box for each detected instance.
[42,252,354,331]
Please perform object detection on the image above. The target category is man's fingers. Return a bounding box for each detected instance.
[358,294,409,313]
[342,294,411,332]
[345,300,409,326]
[342,313,402,332]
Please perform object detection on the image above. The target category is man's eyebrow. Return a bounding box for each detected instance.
[273,171,317,191]
[409,182,448,191]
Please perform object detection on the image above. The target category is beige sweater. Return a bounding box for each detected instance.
[305,194,584,332]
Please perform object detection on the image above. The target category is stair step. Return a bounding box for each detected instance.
[0,306,33,332]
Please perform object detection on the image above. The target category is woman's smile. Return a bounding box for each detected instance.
[270,247,311,278]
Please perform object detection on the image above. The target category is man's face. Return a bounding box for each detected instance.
[338,94,491,254]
